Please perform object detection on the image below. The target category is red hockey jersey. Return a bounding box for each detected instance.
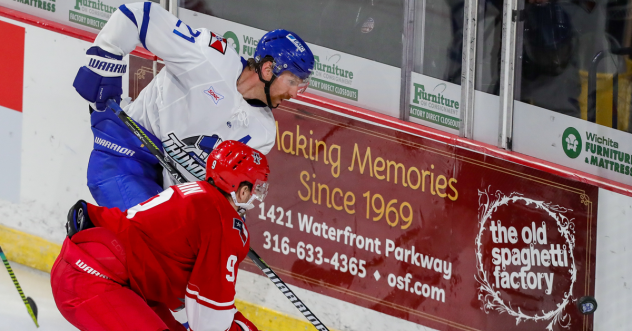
[87,180,251,331]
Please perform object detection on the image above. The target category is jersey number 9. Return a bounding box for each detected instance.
[226,255,237,282]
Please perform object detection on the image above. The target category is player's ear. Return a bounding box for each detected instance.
[240,184,252,197]
[261,61,274,81]
[237,185,250,202]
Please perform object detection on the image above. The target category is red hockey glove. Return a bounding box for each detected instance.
[229,311,259,331]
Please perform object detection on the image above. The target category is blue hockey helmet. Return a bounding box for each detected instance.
[254,29,314,85]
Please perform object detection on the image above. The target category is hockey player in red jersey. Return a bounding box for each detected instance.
[51,140,269,331]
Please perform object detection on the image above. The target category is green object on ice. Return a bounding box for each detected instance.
[0,246,39,327]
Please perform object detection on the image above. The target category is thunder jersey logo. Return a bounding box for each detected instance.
[162,133,252,181]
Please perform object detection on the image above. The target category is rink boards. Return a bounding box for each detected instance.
[1,5,632,331]
[244,102,599,331]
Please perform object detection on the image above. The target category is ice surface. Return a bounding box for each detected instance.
[0,261,74,330]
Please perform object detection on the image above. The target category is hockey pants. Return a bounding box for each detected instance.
[87,108,164,211]
[51,228,186,331]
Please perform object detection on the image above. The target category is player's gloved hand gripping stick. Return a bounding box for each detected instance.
[105,99,330,331]
[73,47,126,111]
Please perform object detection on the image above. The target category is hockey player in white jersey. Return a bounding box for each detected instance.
[73,1,314,211]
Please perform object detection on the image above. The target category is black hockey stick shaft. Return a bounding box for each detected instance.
[105,100,185,184]
[105,100,329,331]
[247,249,329,331]
[0,245,39,327]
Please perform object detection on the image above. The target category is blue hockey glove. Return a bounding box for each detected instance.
[73,46,127,111]
[66,200,94,239]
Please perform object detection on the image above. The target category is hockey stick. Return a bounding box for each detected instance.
[105,100,330,331]
[245,248,329,331]
[0,245,39,327]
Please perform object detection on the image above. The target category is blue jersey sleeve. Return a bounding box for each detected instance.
[94,2,207,77]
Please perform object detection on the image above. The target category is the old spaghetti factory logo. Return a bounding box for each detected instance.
[489,221,566,294]
[475,189,577,330]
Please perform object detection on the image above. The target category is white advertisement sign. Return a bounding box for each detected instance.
[179,9,401,118]
[514,101,632,186]
[0,0,130,32]
[408,72,461,134]
[1,2,402,118]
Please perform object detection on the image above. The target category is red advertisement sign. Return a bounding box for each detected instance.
[240,102,598,331]
[129,55,164,101]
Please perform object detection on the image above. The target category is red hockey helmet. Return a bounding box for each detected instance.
[206,140,270,201]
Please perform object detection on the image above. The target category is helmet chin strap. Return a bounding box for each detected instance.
[255,63,278,109]
[231,192,257,215]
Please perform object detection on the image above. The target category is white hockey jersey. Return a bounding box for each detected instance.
[92,2,276,186]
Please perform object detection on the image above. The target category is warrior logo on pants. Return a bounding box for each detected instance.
[75,259,110,280]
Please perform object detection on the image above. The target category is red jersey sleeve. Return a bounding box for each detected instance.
[87,203,127,232]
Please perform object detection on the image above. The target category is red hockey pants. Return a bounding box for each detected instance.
[51,228,186,331]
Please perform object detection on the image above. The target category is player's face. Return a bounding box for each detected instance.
[269,72,307,107]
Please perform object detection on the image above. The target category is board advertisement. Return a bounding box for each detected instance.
[409,72,461,134]
[1,2,402,118]
[0,19,24,203]
[242,101,599,331]
[0,0,128,32]
[514,101,632,187]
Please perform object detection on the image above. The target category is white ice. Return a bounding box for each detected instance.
[0,262,74,330]
[0,261,190,331]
